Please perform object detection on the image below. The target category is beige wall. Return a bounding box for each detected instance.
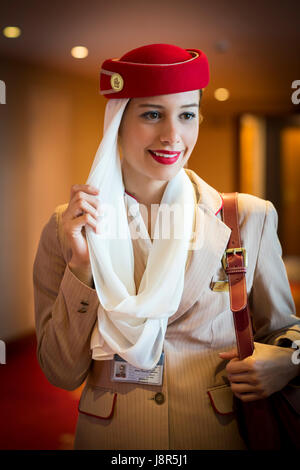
[281,127,300,256]
[0,58,104,341]
[0,58,237,341]
[189,113,236,192]
[239,114,266,199]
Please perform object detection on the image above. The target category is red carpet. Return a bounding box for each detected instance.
[0,333,84,450]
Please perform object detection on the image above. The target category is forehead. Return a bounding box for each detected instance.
[128,90,200,108]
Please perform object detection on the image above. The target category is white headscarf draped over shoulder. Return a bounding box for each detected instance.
[86,98,196,370]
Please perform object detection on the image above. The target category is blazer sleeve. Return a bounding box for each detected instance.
[249,199,300,346]
[33,208,100,391]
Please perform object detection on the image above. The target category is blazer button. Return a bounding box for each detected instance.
[77,307,87,313]
[154,392,165,405]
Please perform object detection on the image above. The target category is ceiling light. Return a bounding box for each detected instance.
[2,26,21,38]
[71,46,89,59]
[214,88,230,101]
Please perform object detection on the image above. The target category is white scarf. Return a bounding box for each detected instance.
[87,98,196,370]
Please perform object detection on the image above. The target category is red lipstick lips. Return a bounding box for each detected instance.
[148,149,182,165]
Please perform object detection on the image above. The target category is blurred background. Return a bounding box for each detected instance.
[0,0,299,450]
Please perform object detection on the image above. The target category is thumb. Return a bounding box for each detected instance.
[218,347,239,359]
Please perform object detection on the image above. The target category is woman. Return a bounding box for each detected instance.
[33,43,300,450]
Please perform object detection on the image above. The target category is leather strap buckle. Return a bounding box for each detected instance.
[222,247,248,270]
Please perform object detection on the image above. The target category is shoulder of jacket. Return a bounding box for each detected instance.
[235,193,278,234]
[36,203,69,264]
[237,193,271,217]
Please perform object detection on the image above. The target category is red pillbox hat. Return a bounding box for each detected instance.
[100,43,209,99]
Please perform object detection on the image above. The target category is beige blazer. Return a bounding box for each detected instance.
[33,169,300,450]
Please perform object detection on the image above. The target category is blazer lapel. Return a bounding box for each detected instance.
[167,170,231,325]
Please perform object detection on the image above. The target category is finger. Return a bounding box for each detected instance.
[70,213,99,234]
[72,197,100,220]
[70,184,99,200]
[226,359,251,374]
[68,188,101,217]
[230,382,262,394]
[234,392,265,403]
[219,348,238,359]
[228,373,258,385]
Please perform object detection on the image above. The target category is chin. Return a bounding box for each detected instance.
[146,159,186,179]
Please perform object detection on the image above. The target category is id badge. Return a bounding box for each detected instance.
[111,352,164,386]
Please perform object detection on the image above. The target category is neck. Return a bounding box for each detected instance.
[121,160,168,207]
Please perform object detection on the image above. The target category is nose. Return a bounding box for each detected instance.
[159,118,181,146]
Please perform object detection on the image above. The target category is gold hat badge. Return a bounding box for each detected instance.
[110,73,124,92]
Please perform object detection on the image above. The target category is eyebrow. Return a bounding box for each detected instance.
[138,103,199,109]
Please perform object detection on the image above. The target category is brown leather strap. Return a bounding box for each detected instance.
[222,192,254,360]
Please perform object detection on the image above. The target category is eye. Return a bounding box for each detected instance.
[140,111,161,121]
[180,112,196,120]
[139,110,196,121]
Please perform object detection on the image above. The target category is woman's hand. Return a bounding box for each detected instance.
[62,184,100,284]
[219,342,300,402]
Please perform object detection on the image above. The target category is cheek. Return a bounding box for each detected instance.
[185,125,199,149]
[120,125,150,163]
[128,125,154,152]
[192,129,199,146]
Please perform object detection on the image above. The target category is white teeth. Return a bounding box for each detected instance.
[151,151,180,158]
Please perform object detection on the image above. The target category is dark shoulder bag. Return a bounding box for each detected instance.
[222,192,300,450]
